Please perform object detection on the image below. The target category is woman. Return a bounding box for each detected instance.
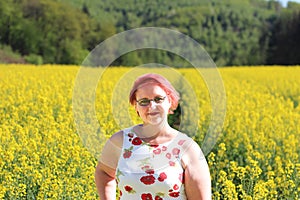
[95,73,211,200]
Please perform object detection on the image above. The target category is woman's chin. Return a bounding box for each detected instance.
[145,116,167,126]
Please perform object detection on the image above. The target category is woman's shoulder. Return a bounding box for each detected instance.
[176,132,195,146]
[176,132,204,155]
[176,132,205,168]
[109,130,123,147]
[108,126,133,148]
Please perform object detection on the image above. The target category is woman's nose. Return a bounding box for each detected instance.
[149,100,157,108]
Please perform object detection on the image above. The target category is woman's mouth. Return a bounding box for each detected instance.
[148,112,160,116]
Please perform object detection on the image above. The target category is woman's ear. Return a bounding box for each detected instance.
[134,104,140,116]
[167,96,172,110]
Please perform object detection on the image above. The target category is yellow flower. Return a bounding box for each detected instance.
[1,65,300,199]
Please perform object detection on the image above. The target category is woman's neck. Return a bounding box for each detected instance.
[133,123,177,144]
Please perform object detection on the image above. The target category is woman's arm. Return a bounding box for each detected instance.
[95,131,123,200]
[182,140,212,200]
[95,162,117,200]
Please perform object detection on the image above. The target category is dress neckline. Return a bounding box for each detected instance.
[129,125,179,147]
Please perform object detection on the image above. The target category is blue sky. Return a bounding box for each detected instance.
[278,0,300,7]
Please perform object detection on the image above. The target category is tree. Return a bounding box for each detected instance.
[267,9,300,64]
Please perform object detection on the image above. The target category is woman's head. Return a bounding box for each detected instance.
[129,73,180,112]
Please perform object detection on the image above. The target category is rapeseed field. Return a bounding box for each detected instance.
[0,64,299,199]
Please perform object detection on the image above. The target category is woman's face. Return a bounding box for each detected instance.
[135,84,171,126]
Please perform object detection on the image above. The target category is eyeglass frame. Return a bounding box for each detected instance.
[136,96,167,106]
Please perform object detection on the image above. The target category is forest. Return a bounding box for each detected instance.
[0,0,300,66]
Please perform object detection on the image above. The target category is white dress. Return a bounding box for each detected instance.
[116,127,192,200]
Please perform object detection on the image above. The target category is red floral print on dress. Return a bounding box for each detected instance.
[169,192,180,197]
[141,165,151,171]
[150,144,159,148]
[169,161,175,166]
[123,146,133,159]
[155,195,163,200]
[117,129,187,199]
[124,185,136,193]
[158,172,167,182]
[178,140,186,145]
[132,137,143,145]
[166,153,171,159]
[123,150,131,159]
[141,193,153,200]
[128,133,134,142]
[153,148,161,155]
[146,169,155,174]
[124,185,132,192]
[173,184,179,190]
[140,175,156,185]
[155,192,165,200]
[172,148,180,156]
[128,133,134,138]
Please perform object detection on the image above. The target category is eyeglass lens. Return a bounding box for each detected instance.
[137,96,166,106]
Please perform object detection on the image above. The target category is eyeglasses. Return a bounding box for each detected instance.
[136,96,166,106]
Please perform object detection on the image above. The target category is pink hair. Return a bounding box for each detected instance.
[129,73,180,111]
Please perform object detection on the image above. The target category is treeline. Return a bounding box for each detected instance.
[0,0,115,64]
[0,0,300,66]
